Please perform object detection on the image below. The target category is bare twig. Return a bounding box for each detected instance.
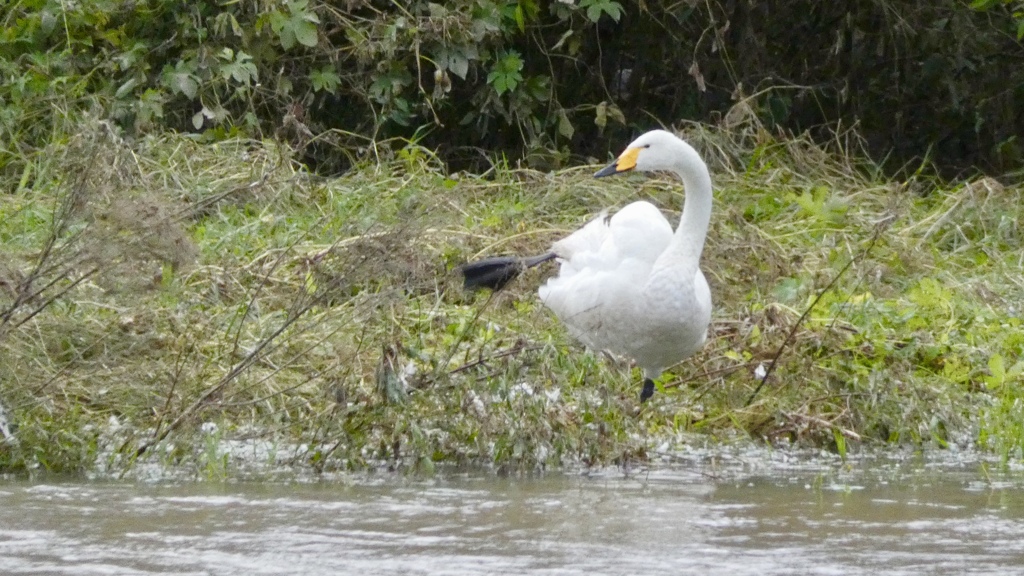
[449,340,541,374]
[0,146,96,339]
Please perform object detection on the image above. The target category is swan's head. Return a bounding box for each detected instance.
[594,129,690,178]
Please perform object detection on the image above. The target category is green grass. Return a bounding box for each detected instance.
[2,118,1024,478]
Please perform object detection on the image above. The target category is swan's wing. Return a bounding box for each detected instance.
[688,269,712,352]
[550,201,673,272]
[539,201,674,345]
[549,210,609,264]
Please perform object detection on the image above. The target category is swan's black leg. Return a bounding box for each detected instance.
[640,378,655,403]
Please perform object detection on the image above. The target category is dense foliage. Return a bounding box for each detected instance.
[2,0,1023,176]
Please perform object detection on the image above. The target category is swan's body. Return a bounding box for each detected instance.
[538,130,713,401]
[459,129,714,401]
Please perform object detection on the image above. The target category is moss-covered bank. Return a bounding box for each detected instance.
[2,119,1023,478]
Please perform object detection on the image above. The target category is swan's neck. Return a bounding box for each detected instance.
[664,144,713,269]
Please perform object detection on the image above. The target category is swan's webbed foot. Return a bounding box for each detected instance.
[640,378,655,403]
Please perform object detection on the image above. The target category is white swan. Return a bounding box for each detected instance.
[461,129,713,402]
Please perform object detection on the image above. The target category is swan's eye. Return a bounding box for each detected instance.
[643,144,651,149]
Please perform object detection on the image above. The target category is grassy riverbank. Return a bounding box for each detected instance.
[2,118,1023,478]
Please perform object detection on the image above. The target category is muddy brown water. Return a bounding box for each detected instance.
[2,451,1024,575]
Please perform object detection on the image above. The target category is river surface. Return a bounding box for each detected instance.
[2,450,1024,575]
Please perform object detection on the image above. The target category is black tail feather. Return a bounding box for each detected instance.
[521,253,557,268]
[459,253,555,291]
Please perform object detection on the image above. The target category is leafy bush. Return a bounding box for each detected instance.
[2,1,1022,178]
[0,0,634,174]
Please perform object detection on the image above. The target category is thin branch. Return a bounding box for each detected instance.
[448,341,541,374]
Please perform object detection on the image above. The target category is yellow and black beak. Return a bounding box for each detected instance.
[594,146,640,178]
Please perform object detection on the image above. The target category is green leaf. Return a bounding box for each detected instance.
[268,12,293,50]
[114,77,138,99]
[162,61,198,99]
[557,109,574,139]
[220,51,257,85]
[832,428,847,460]
[40,10,57,36]
[551,30,573,51]
[369,64,413,103]
[427,2,447,18]
[594,100,608,129]
[487,72,506,95]
[135,89,165,128]
[990,353,1006,382]
[969,0,1001,9]
[581,0,624,23]
[175,74,197,99]
[450,54,469,79]
[389,97,413,126]
[213,12,243,37]
[294,20,319,47]
[606,102,626,125]
[487,51,524,96]
[310,66,341,93]
[435,46,473,79]
[1008,360,1024,380]
[269,1,320,50]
